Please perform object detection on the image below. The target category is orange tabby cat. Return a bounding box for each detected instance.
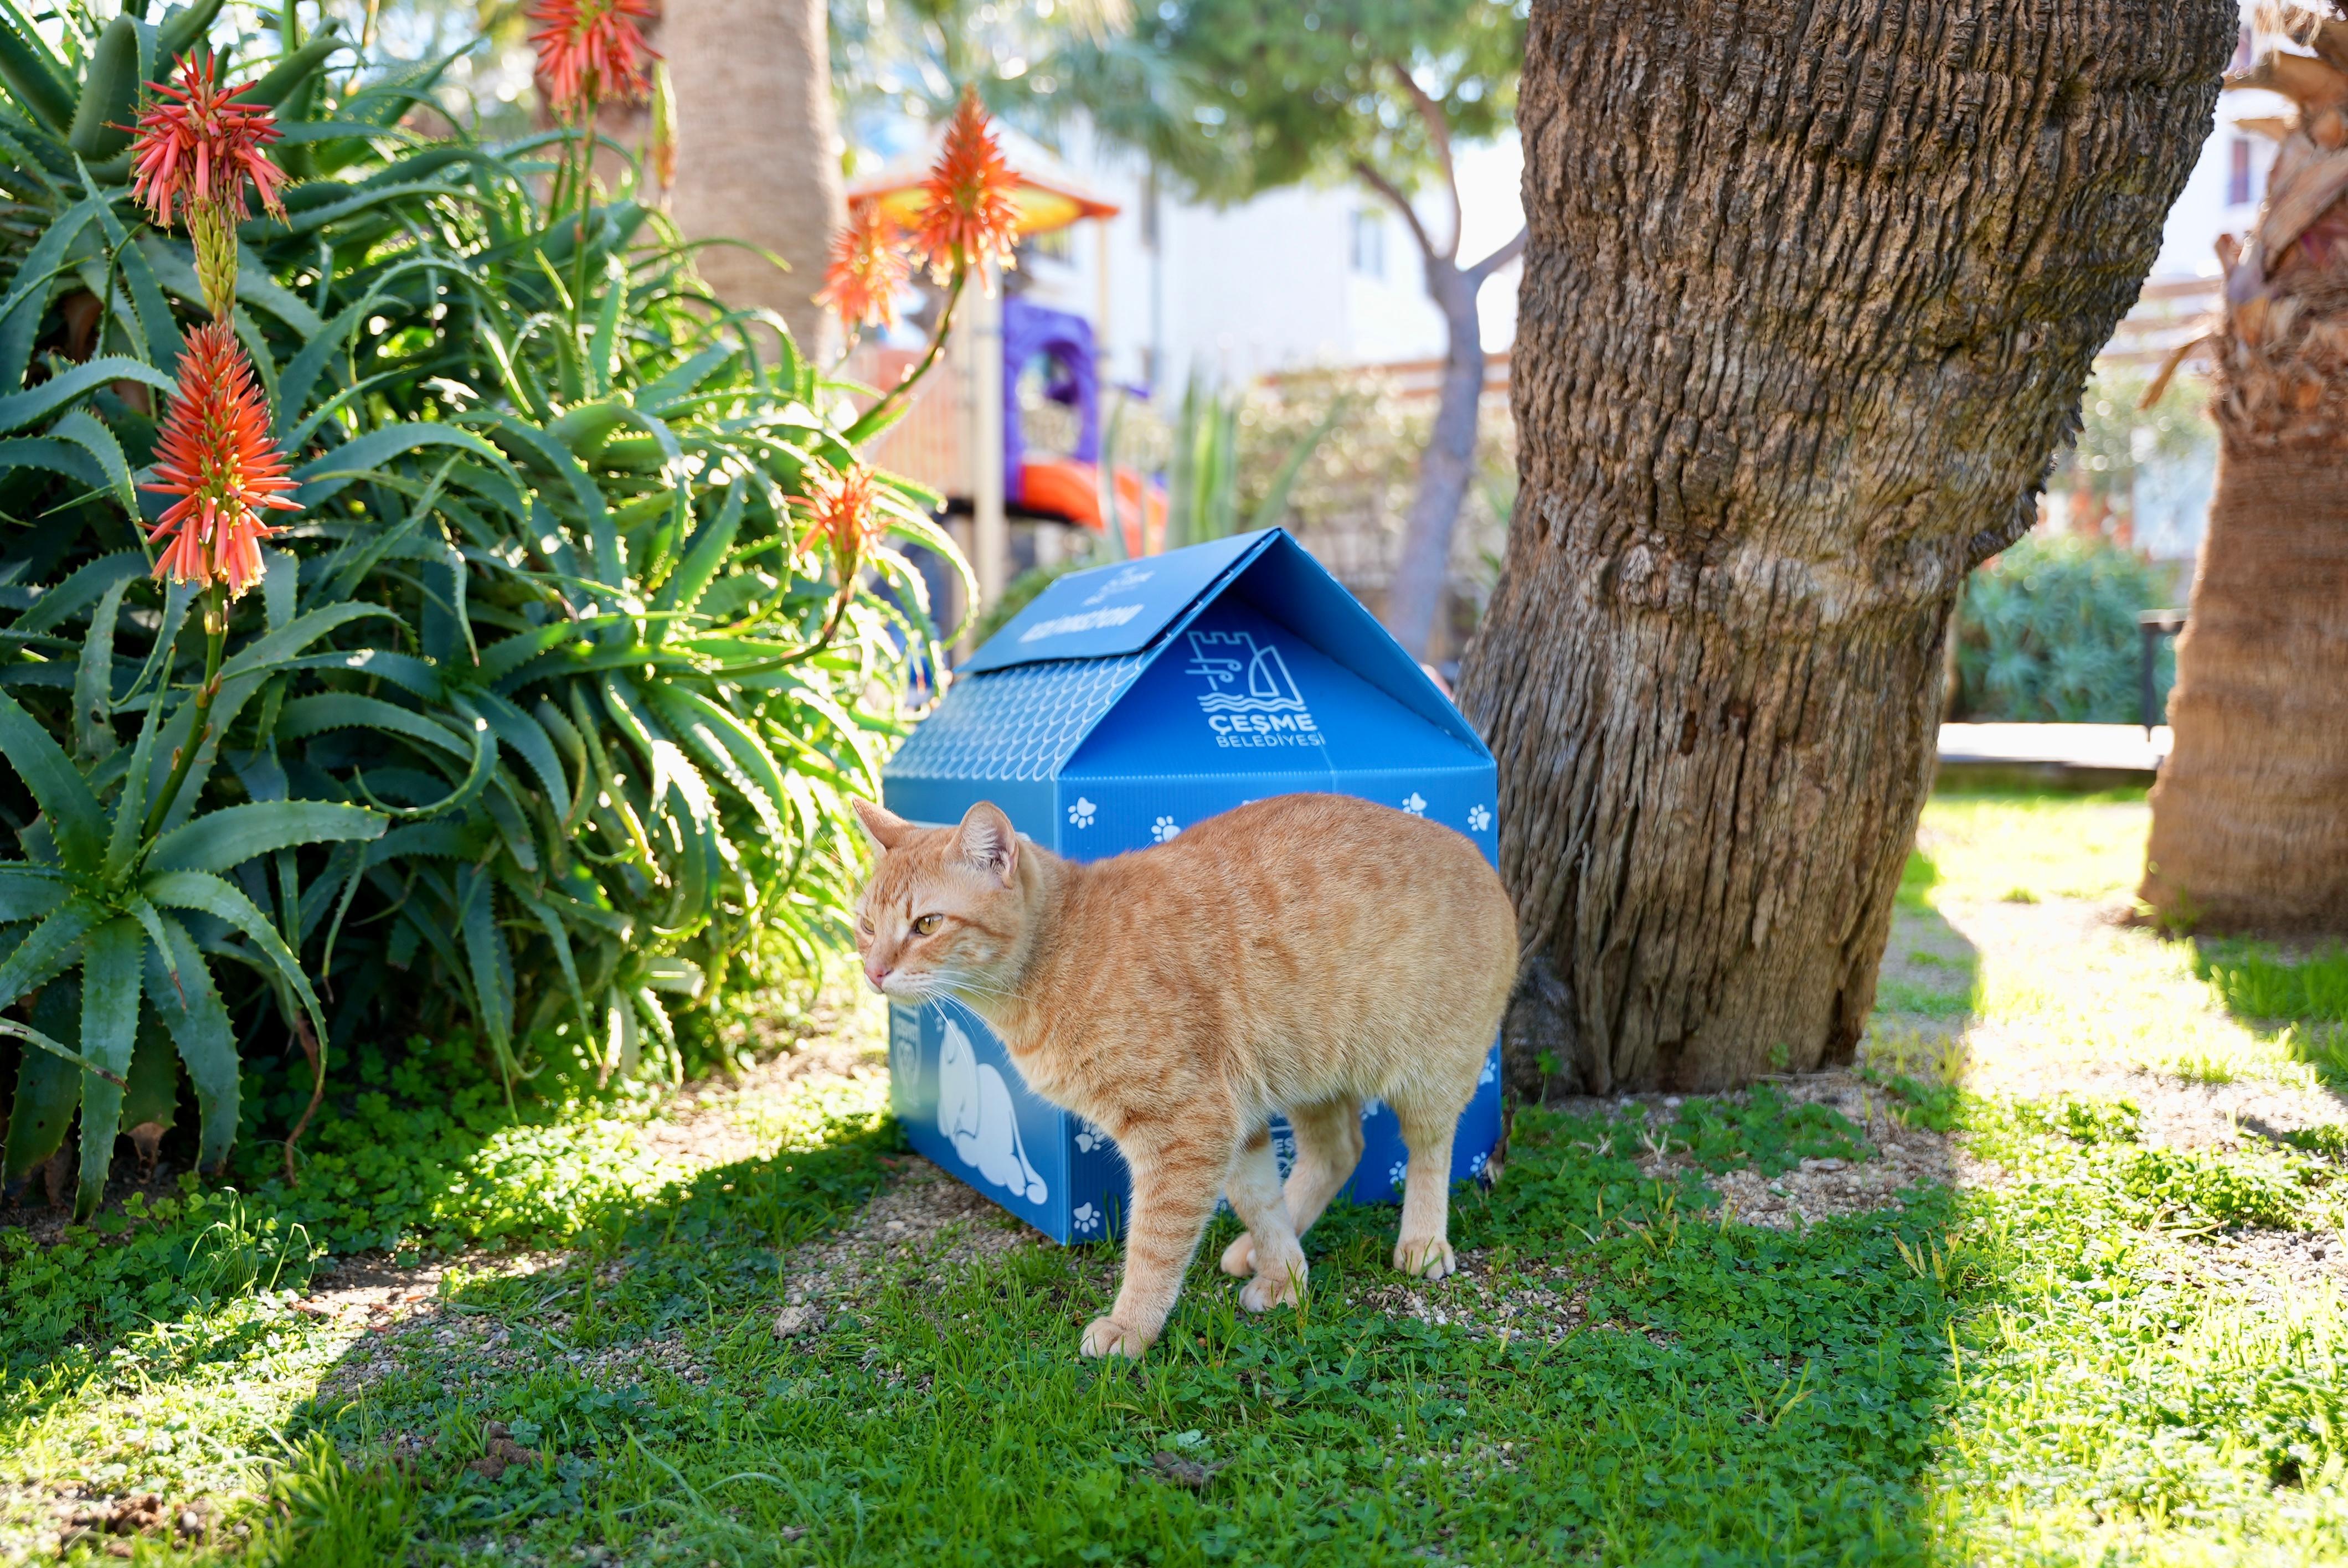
[851,793,1517,1359]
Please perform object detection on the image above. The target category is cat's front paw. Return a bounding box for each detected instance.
[1218,1232,1256,1277]
[1393,1235,1455,1280]
[1238,1255,1306,1312]
[1079,1316,1152,1359]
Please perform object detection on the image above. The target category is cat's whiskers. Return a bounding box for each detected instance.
[933,969,1024,1004]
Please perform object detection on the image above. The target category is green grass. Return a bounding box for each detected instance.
[1913,788,2150,903]
[11,790,2348,1564]
[2193,942,2348,1086]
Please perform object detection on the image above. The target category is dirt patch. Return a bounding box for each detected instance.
[1356,1252,1590,1345]
[12,1481,233,1562]
[1705,1138,1958,1231]
[631,1023,890,1174]
[2143,1226,2348,1313]
[772,1157,1052,1339]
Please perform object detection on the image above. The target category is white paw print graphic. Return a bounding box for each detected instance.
[1468,804,1492,832]
[1068,796,1096,828]
[1072,1202,1101,1235]
[1360,1098,1386,1122]
[1151,816,1181,842]
[1479,1057,1499,1086]
[1468,1151,1487,1178]
[1388,1159,1409,1188]
[1073,1125,1101,1154]
[1401,792,1427,816]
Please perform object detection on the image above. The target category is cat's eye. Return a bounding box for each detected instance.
[910,914,944,936]
[857,915,872,936]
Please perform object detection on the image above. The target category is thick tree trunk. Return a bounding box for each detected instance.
[663,0,843,363]
[2143,24,2348,935]
[1386,261,1488,663]
[2145,446,2348,931]
[1459,0,2229,1095]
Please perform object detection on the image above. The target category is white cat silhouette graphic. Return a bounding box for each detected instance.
[936,1018,1049,1204]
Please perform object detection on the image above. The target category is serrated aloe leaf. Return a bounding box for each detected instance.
[72,917,140,1220]
[142,912,236,1172]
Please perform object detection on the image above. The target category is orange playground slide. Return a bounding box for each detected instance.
[1016,458,1167,556]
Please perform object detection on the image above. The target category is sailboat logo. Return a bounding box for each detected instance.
[1186,631,1307,715]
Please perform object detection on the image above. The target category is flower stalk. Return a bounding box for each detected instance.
[142,585,227,842]
[127,54,288,318]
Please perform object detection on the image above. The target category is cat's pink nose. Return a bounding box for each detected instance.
[865,963,890,992]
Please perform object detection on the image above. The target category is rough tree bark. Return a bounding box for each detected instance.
[1459,0,2232,1096]
[2143,20,2348,935]
[663,0,844,363]
[1359,69,1527,666]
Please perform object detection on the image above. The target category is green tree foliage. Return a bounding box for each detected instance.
[1955,536,2174,724]
[1099,0,1522,204]
[0,3,959,1209]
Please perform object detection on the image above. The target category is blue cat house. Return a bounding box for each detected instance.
[881,528,1503,1242]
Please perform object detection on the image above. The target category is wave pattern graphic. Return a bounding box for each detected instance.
[1197,694,1309,715]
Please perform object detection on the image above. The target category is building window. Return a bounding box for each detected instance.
[1350,209,1385,278]
[2229,136,2256,207]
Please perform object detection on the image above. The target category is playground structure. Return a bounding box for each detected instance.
[845,129,1164,625]
[845,304,1166,564]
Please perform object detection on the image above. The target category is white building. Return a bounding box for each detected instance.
[1041,126,1527,392]
[2151,6,2285,282]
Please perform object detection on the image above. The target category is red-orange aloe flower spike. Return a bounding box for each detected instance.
[816,202,913,333]
[790,456,884,587]
[913,85,1021,286]
[142,323,301,599]
[528,0,660,120]
[127,53,288,230]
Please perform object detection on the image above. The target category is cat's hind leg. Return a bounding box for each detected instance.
[1222,1126,1306,1311]
[1389,1092,1463,1280]
[1219,1095,1362,1277]
[1080,1136,1225,1359]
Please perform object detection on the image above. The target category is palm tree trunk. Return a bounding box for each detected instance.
[2143,26,2348,935]
[663,0,843,363]
[1458,0,2231,1095]
[2145,446,2348,931]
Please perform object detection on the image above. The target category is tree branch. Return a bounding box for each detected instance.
[1466,225,1527,285]
[1351,157,1440,269]
[1386,60,1462,259]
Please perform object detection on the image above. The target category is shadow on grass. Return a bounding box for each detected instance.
[2190,939,2348,1087]
[278,1083,1978,1566]
[1867,849,1982,1094]
[0,1033,894,1440]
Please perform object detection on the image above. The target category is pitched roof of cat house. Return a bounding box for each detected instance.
[883,528,1499,858]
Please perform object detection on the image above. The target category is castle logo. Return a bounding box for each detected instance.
[1184,631,1325,748]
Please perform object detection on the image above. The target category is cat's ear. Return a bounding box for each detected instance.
[852,798,914,854]
[955,801,1019,886]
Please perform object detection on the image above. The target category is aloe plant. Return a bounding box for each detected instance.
[0,2,964,1209]
[0,575,385,1217]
